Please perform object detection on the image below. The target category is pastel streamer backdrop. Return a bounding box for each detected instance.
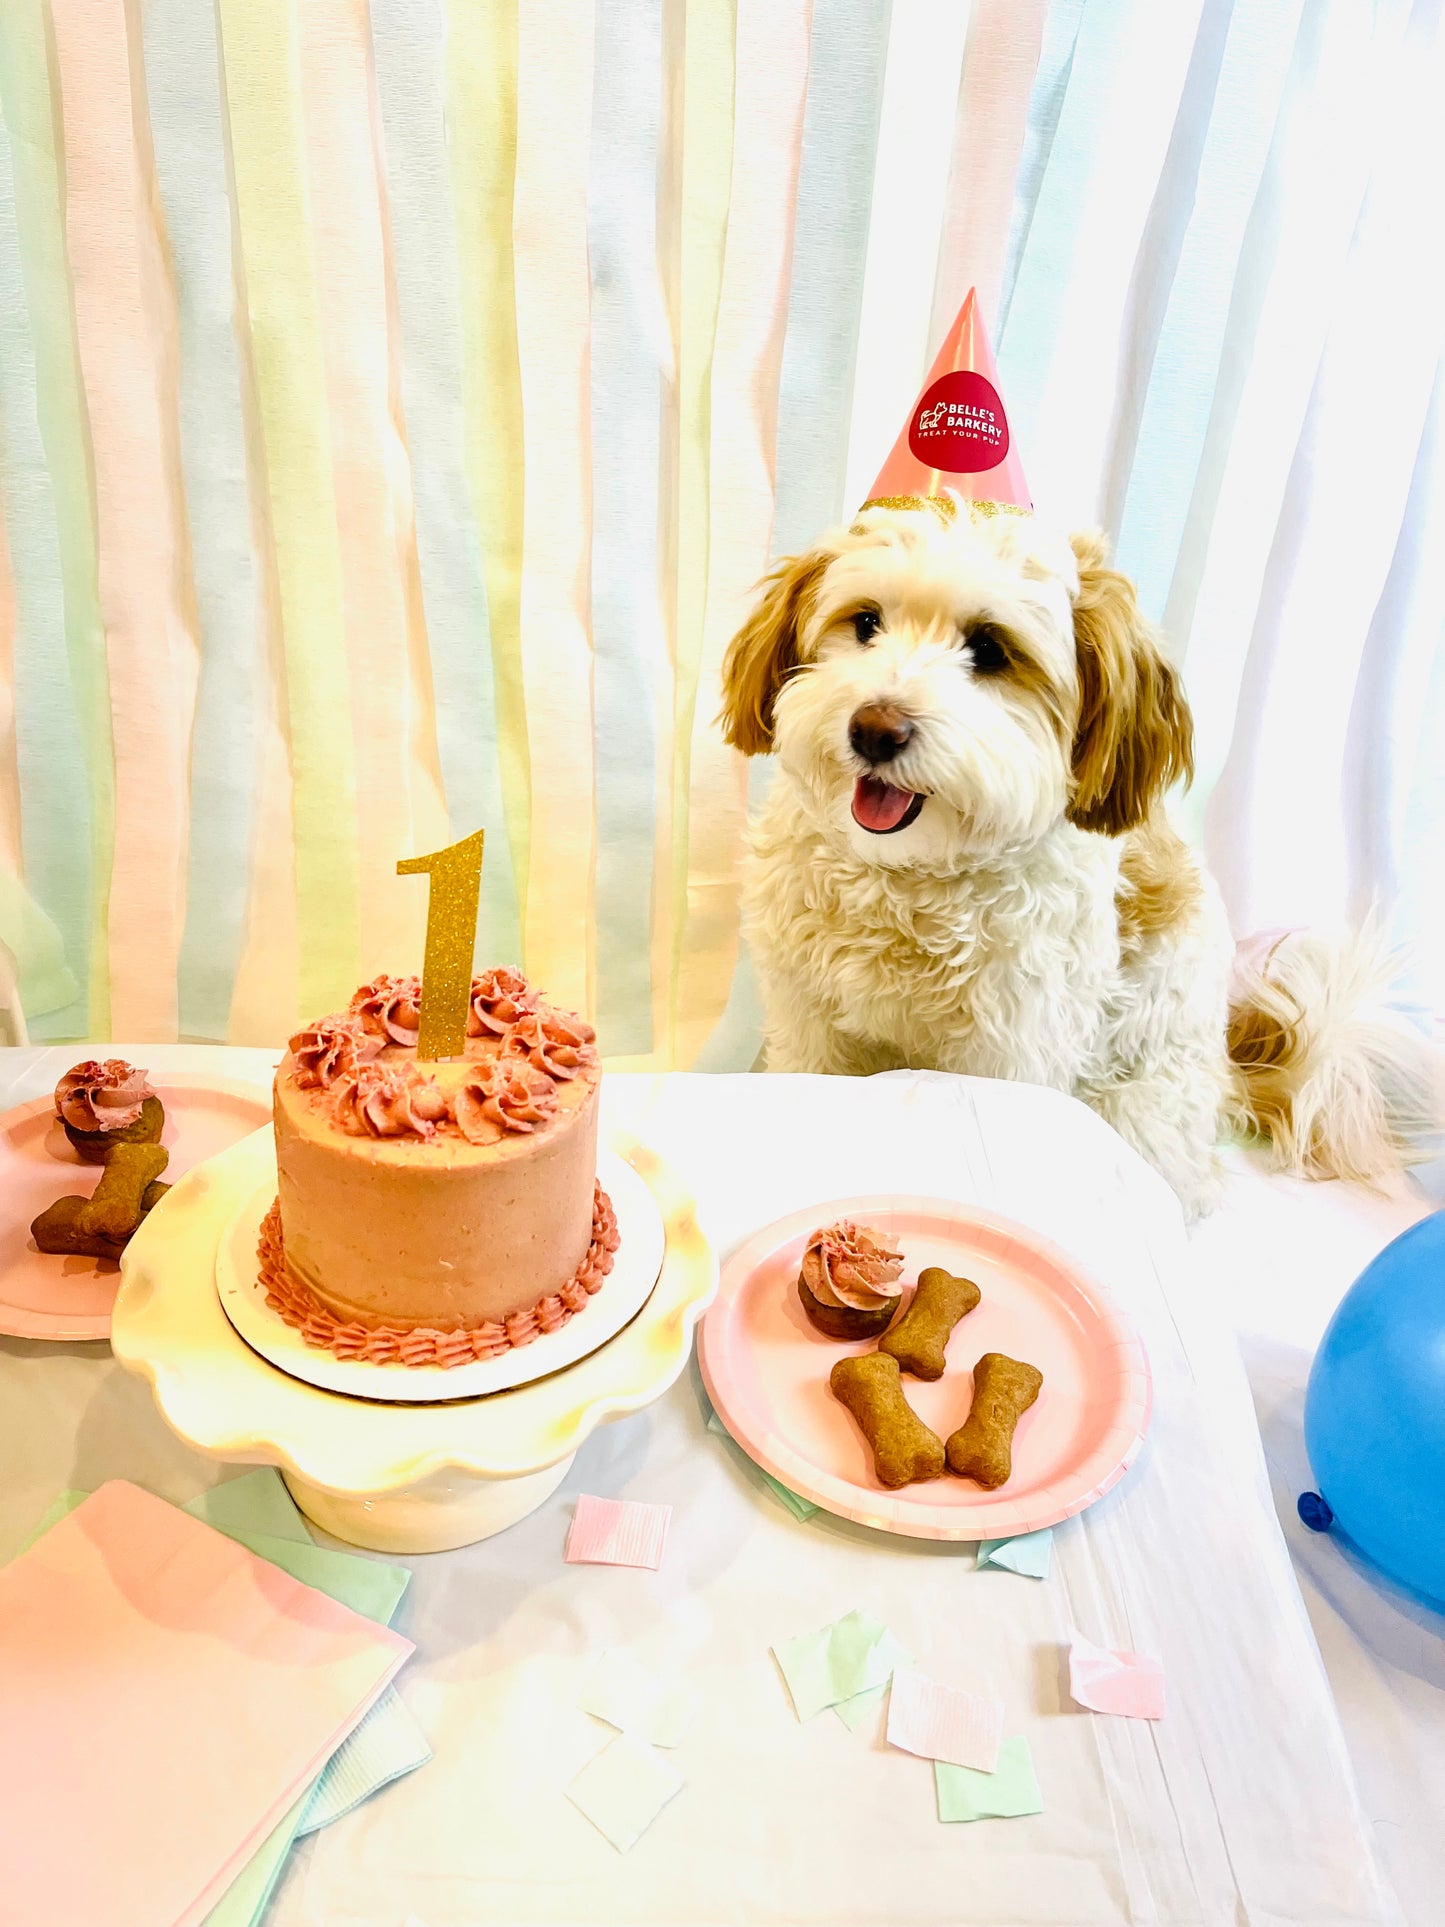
[0,0,1442,1057]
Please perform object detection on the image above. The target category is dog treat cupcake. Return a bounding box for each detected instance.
[54,1060,164,1163]
[797,1220,905,1340]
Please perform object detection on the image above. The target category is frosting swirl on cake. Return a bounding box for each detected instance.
[505,1006,598,1080]
[54,1060,155,1132]
[454,1058,558,1141]
[332,1063,449,1138]
[800,1222,905,1313]
[350,974,423,1045]
[466,965,538,1036]
[289,1015,383,1090]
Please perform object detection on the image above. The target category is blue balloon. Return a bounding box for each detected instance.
[1305,1210,1445,1603]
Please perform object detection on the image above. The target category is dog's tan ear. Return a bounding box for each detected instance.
[1067,529,1194,835]
[718,550,830,756]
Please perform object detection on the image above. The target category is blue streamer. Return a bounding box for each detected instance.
[997,0,1088,338]
[141,0,261,1041]
[999,0,1133,461]
[770,0,893,559]
[369,0,521,971]
[1115,0,1303,620]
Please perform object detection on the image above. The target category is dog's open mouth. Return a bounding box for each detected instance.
[851,776,926,835]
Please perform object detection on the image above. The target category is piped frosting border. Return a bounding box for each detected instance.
[257,1183,620,1368]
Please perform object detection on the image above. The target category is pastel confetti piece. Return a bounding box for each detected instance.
[833,1682,888,1731]
[772,1610,905,1722]
[977,1527,1053,1579]
[564,1495,672,1569]
[935,1737,1044,1822]
[580,1649,698,1749]
[886,1669,1003,1772]
[566,1732,684,1853]
[1068,1634,1166,1720]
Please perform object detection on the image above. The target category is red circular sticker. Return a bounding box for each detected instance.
[908,370,1010,473]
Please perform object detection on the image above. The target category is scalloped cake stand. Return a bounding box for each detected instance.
[111,1127,717,1552]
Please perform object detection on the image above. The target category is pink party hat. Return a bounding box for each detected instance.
[862,288,1031,518]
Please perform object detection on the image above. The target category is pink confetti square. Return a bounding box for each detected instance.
[1068,1634,1165,1720]
[564,1495,672,1570]
[885,1669,1003,1773]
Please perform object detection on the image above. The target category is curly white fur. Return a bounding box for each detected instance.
[720,502,1430,1217]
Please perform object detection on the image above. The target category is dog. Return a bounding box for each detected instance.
[719,498,1435,1216]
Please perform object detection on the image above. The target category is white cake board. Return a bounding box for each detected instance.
[110,1126,717,1551]
[216,1147,665,1402]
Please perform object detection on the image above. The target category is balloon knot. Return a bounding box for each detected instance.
[1297,1491,1334,1532]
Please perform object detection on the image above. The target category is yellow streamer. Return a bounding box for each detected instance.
[511,1,597,1015]
[446,0,532,932]
[296,0,450,984]
[215,0,361,1021]
[675,0,813,1066]
[667,0,737,1059]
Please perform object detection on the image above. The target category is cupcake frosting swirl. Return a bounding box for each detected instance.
[54,1059,155,1133]
[332,1063,448,1138]
[800,1221,905,1312]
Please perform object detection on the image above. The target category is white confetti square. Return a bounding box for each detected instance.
[580,1648,698,1748]
[567,1733,685,1853]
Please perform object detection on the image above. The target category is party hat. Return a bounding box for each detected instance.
[861,288,1031,519]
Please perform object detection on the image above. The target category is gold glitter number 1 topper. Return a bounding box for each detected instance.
[397,828,485,1059]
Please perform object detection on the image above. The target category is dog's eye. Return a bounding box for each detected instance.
[964,622,1011,674]
[851,607,883,645]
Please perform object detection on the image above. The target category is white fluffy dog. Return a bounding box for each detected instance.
[720,499,1433,1216]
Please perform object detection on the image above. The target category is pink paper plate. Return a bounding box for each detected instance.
[0,1076,271,1341]
[698,1195,1151,1541]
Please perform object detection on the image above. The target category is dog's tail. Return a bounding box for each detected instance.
[1225,923,1442,1183]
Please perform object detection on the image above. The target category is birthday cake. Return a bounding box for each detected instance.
[262,969,618,1367]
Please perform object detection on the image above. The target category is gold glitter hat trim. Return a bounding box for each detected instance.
[855,492,1031,528]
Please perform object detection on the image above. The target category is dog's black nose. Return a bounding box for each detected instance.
[849,702,914,765]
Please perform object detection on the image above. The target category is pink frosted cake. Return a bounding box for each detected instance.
[263,969,618,1366]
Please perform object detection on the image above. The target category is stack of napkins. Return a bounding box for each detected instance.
[0,1481,415,1927]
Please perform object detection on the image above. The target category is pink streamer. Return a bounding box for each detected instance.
[51,0,199,1038]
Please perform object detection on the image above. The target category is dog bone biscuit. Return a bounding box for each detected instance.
[945,1353,1043,1488]
[879,1266,981,1379]
[73,1141,169,1243]
[32,1172,169,1260]
[830,1352,946,1489]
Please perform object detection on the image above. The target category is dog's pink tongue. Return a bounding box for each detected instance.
[852,775,916,832]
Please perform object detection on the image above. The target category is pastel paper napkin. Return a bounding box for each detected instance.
[935,1738,1044,1822]
[565,1494,672,1568]
[886,1669,1004,1772]
[706,1405,819,1519]
[1068,1634,1166,1720]
[12,1473,427,1927]
[567,1733,685,1852]
[0,1482,413,1927]
[773,1609,905,1722]
[580,1649,698,1748]
[977,1527,1053,1579]
[295,1688,432,1835]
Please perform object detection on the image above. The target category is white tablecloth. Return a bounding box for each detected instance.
[0,1050,1411,1925]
